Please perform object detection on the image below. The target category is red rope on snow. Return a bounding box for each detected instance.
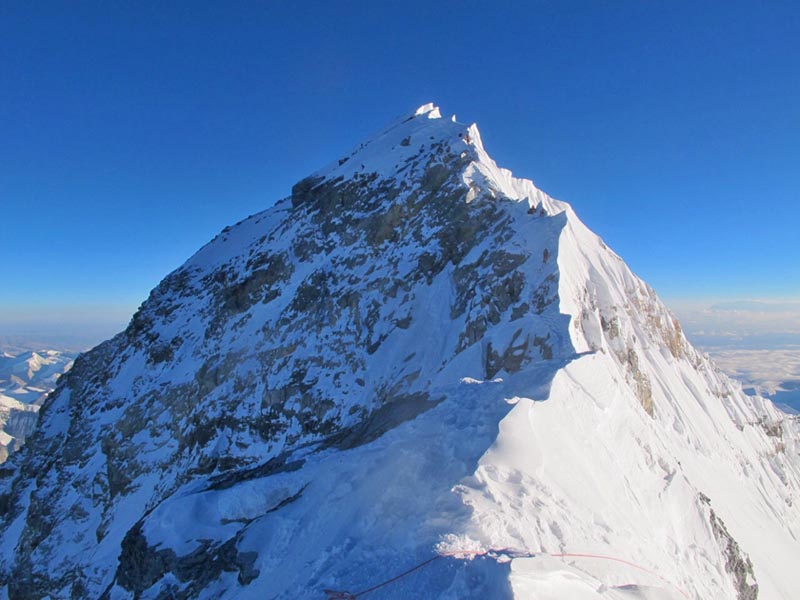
[323,547,690,599]
[549,552,691,599]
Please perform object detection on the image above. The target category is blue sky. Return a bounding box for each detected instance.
[2,1,799,344]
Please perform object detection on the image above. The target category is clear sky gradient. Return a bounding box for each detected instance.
[2,1,799,342]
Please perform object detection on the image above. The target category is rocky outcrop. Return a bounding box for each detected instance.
[700,493,759,600]
[112,522,260,598]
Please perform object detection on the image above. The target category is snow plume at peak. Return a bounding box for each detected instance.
[1,105,800,600]
[310,102,477,184]
[414,102,442,118]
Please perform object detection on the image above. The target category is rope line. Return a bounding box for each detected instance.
[323,548,690,599]
[549,552,689,598]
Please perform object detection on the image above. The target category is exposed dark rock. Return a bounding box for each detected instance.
[620,347,653,416]
[290,175,325,208]
[531,274,558,314]
[485,330,535,379]
[702,495,759,600]
[328,392,440,450]
[115,521,261,597]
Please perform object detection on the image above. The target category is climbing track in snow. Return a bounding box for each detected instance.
[323,547,691,599]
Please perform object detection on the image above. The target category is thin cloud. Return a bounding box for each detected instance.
[709,300,800,313]
[665,297,800,398]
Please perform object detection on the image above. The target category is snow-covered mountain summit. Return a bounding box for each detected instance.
[1,104,799,599]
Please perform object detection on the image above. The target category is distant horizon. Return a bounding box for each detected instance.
[3,2,799,321]
[6,292,799,413]
[3,293,798,353]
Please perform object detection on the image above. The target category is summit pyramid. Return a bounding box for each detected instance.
[1,104,799,599]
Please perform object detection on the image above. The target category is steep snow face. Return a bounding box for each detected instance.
[417,129,800,599]
[1,105,799,600]
[435,145,800,599]
[552,210,800,600]
[0,350,74,462]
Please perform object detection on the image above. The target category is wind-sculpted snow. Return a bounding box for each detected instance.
[1,104,799,599]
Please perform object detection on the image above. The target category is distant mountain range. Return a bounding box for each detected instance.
[0,350,75,462]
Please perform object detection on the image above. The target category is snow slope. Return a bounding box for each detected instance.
[0,104,798,600]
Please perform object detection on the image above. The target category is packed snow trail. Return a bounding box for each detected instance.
[324,548,690,599]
